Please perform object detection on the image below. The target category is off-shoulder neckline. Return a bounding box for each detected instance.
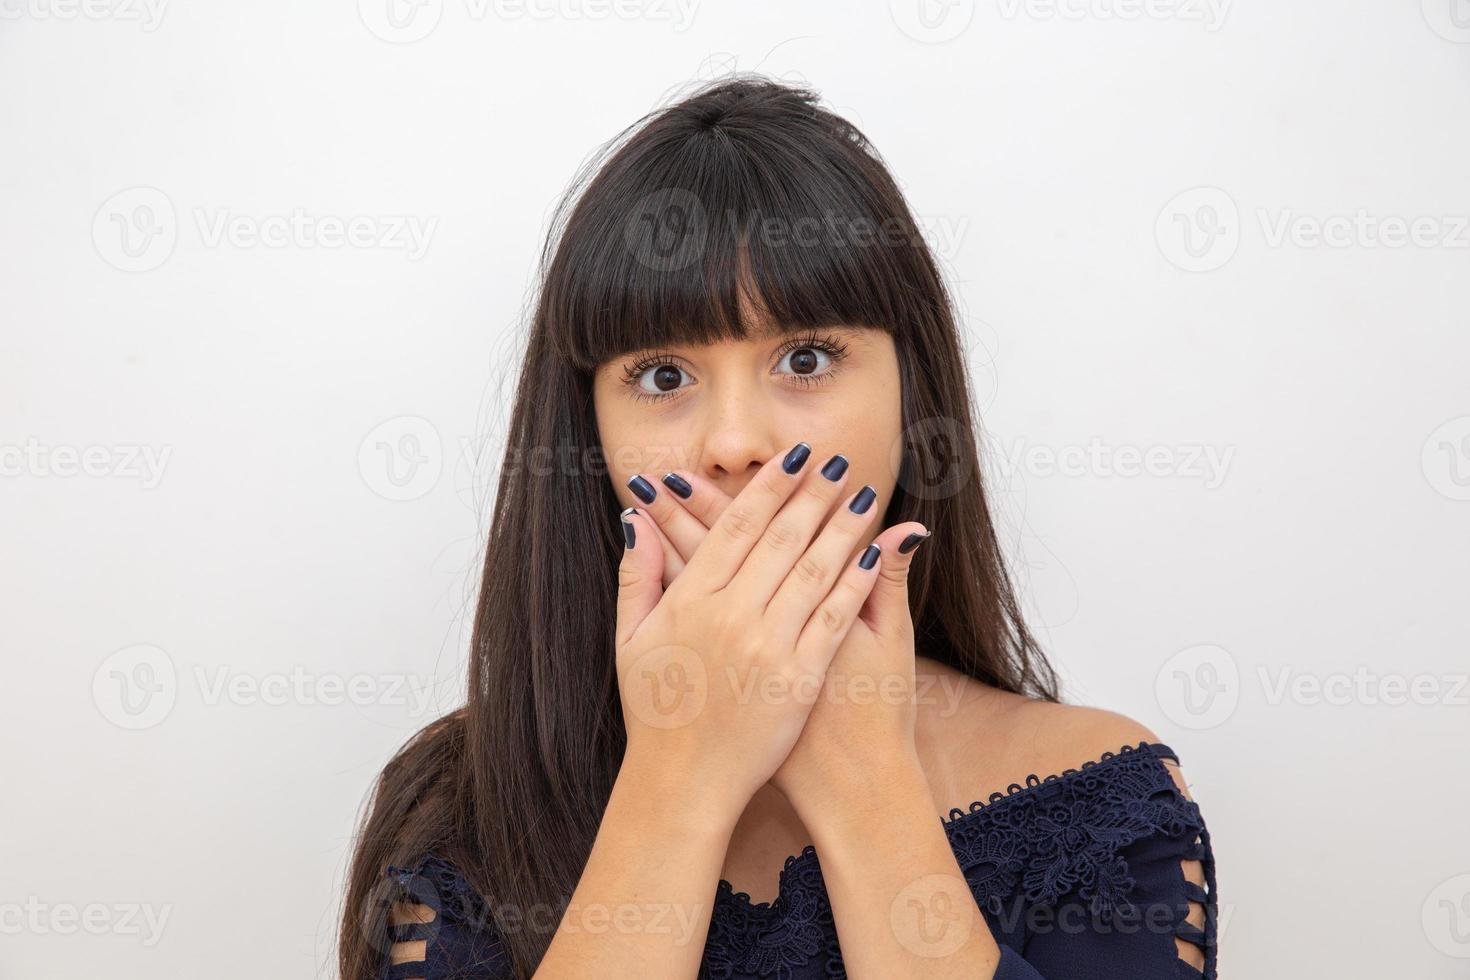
[714,739,1179,913]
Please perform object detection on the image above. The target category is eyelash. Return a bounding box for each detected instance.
[619,331,852,404]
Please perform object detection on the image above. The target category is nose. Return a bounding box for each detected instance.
[694,384,782,486]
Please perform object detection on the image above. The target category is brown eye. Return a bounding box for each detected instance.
[635,362,690,395]
[776,346,833,378]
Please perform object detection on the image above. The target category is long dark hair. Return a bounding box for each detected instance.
[338,73,1059,980]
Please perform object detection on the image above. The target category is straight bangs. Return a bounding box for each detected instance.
[543,108,928,374]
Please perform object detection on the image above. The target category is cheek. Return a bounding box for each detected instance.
[593,393,683,500]
[823,385,903,494]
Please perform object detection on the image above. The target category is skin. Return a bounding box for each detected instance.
[592,317,906,582]
[587,307,1021,977]
[391,304,1209,978]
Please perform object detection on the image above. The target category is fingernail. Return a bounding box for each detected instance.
[858,542,880,570]
[783,442,811,474]
[662,472,692,499]
[898,530,931,554]
[621,506,637,549]
[848,485,876,514]
[821,454,849,481]
[627,475,657,504]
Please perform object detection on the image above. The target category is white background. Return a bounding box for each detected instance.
[3,1,1468,976]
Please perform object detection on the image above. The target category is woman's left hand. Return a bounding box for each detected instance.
[623,468,931,810]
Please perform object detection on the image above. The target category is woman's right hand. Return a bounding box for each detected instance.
[613,441,884,820]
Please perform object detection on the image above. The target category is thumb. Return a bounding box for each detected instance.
[615,506,666,648]
[861,523,930,638]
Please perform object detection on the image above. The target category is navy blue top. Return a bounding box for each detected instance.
[379,741,1217,979]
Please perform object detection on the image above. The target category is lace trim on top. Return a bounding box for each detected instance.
[385,741,1213,980]
[704,740,1210,979]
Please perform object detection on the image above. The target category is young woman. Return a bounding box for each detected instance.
[338,75,1218,980]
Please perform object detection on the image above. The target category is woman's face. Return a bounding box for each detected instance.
[594,315,904,562]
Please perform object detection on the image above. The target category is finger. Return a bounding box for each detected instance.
[644,515,687,589]
[793,537,885,676]
[658,469,735,531]
[726,454,855,606]
[678,440,814,594]
[764,480,882,645]
[614,507,666,648]
[625,473,712,569]
[858,523,929,638]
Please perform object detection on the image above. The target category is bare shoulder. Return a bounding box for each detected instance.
[914,658,1191,807]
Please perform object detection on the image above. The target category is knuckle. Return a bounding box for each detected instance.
[798,482,833,510]
[617,563,643,591]
[719,504,761,542]
[792,553,828,587]
[764,518,804,553]
[815,601,847,635]
[752,473,788,505]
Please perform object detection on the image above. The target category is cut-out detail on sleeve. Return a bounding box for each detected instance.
[386,899,434,980]
[378,855,512,980]
[1161,759,1218,979]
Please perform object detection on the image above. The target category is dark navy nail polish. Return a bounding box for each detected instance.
[849,485,876,514]
[820,454,849,481]
[898,531,931,554]
[662,472,692,499]
[621,507,637,549]
[858,542,880,570]
[783,442,811,473]
[627,475,656,504]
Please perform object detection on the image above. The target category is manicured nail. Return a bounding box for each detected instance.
[848,485,876,514]
[783,442,811,474]
[821,454,849,481]
[627,475,657,504]
[858,542,880,570]
[898,530,931,554]
[621,506,637,549]
[662,472,692,499]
